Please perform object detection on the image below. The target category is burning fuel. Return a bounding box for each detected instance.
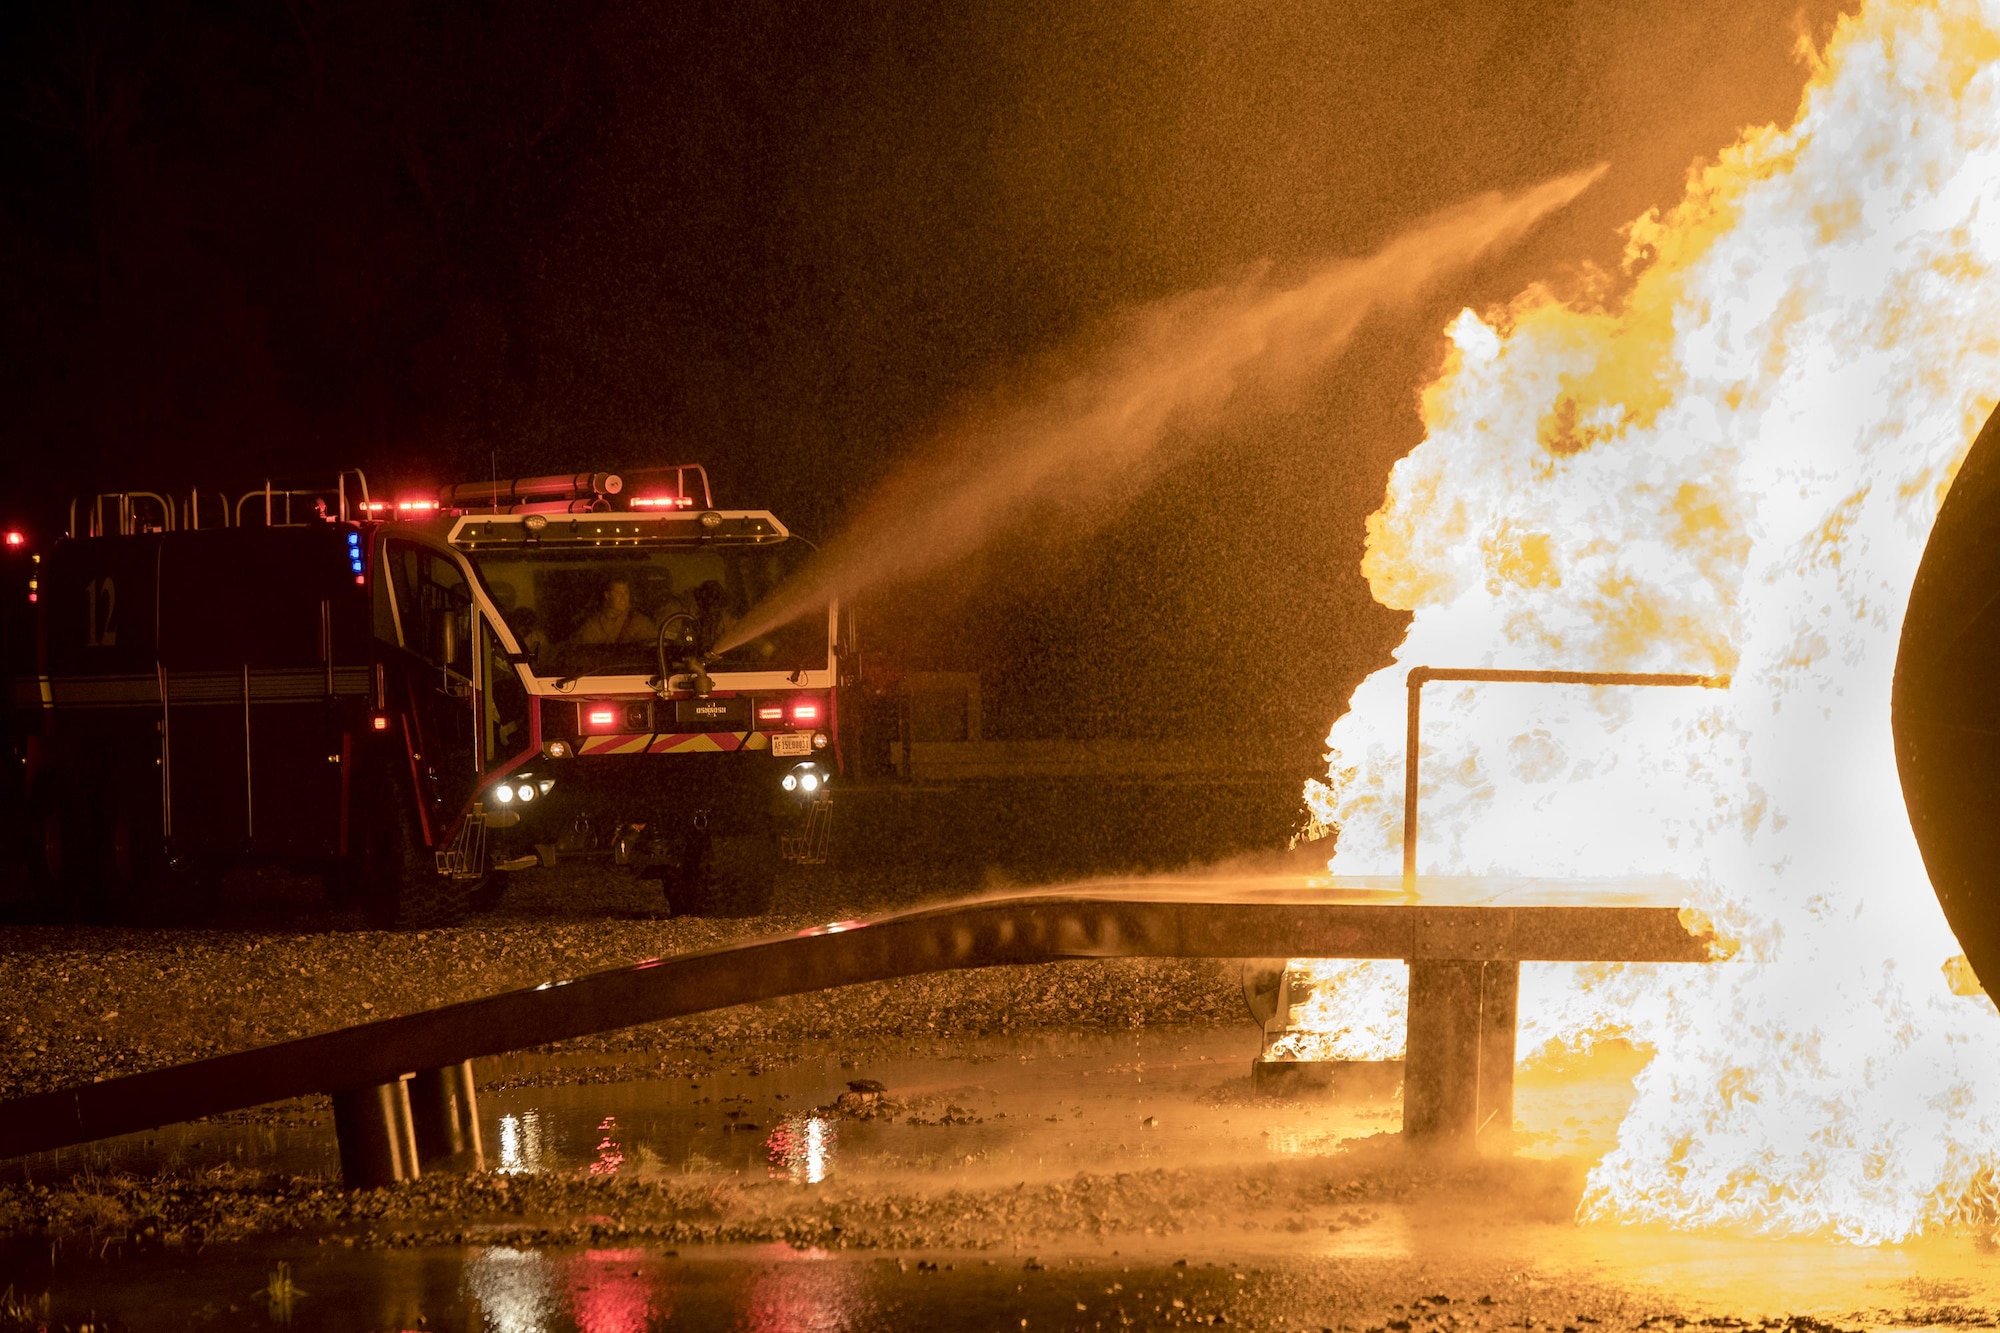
[1291,0,2000,1243]
[714,167,1604,653]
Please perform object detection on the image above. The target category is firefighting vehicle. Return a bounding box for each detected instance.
[4,467,847,926]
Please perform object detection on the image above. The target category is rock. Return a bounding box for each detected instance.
[847,1078,888,1095]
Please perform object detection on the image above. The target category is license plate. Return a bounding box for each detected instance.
[771,732,812,756]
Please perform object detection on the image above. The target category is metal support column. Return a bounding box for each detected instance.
[332,1075,420,1188]
[1402,959,1518,1148]
[409,1060,483,1173]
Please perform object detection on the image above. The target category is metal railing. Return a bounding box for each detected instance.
[233,469,372,527]
[67,471,373,537]
[1401,666,1732,891]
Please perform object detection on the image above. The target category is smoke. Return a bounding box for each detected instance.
[715,166,1607,652]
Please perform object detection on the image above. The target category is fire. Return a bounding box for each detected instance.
[1289,0,2000,1242]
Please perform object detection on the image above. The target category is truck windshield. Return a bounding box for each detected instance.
[464,542,827,679]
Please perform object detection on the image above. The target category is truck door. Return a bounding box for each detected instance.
[479,614,535,772]
[383,539,479,835]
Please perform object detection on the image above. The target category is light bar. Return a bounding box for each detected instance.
[397,499,439,515]
[629,495,694,510]
[449,514,786,547]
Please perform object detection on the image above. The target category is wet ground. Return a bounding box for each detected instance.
[8,1024,2000,1330]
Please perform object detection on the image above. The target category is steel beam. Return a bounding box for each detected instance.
[0,882,1714,1165]
[1402,959,1518,1145]
[409,1061,483,1174]
[331,1076,419,1189]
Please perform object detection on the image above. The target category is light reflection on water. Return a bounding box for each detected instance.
[766,1113,838,1184]
[497,1110,549,1175]
[464,1246,664,1333]
[463,1245,867,1333]
[589,1115,626,1176]
[740,1247,863,1333]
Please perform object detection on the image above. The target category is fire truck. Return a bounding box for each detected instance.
[4,467,848,926]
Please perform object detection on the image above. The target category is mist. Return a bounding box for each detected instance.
[718,165,1606,653]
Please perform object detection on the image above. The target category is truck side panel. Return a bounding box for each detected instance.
[156,529,372,857]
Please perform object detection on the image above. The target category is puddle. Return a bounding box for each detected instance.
[12,1223,2000,1332]
[0,1027,1640,1194]
[8,1034,2000,1330]
[7,1027,1406,1190]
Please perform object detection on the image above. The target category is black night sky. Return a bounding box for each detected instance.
[0,0,1850,769]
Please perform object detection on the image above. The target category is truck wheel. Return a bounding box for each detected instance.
[671,832,777,918]
[98,775,223,925]
[25,780,89,922]
[99,784,165,923]
[357,768,474,929]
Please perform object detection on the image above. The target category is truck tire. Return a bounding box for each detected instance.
[25,779,89,922]
[357,767,475,929]
[96,770,225,925]
[670,831,777,918]
[99,781,164,923]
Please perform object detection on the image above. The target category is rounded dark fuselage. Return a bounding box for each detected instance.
[1895,401,2000,993]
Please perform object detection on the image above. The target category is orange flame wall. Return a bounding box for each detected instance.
[1294,0,2000,1242]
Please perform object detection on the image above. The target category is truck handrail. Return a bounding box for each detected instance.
[234,469,373,527]
[180,489,232,531]
[66,491,177,539]
[619,463,713,508]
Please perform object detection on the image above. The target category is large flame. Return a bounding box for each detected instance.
[1291,0,2000,1243]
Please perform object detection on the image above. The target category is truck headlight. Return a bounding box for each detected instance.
[492,784,514,804]
[784,762,828,797]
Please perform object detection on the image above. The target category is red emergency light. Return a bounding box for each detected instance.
[3,531,23,548]
[360,500,392,515]
[788,697,823,726]
[371,714,391,732]
[397,499,439,515]
[628,495,694,510]
[755,703,785,724]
